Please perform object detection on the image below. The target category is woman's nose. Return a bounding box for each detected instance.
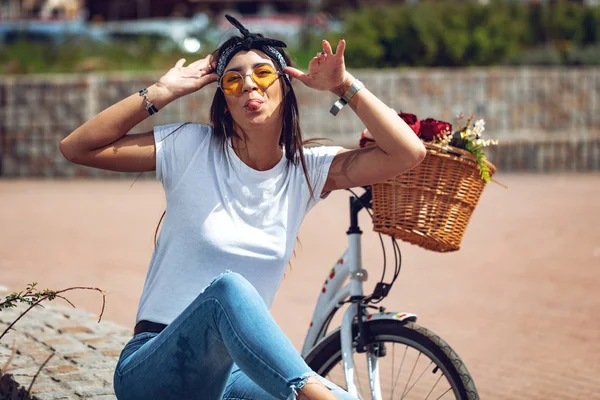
[242,74,258,92]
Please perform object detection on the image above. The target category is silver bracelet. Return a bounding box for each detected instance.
[329,79,364,116]
[138,88,159,116]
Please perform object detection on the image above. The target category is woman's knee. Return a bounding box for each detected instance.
[204,271,262,305]
[201,272,268,320]
[210,271,248,290]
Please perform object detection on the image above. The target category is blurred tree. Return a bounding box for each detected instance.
[580,6,599,45]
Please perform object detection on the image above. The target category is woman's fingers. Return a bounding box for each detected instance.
[175,58,186,68]
[189,54,215,70]
[201,73,219,85]
[319,38,344,57]
[322,40,334,55]
[202,70,215,80]
[188,59,204,69]
[283,66,310,85]
[335,38,346,57]
[309,54,322,69]
[283,66,304,79]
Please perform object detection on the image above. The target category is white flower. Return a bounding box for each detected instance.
[473,119,485,139]
[477,138,499,147]
[464,128,477,140]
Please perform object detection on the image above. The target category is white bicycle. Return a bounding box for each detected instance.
[300,186,479,400]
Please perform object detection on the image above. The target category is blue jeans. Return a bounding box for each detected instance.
[113,272,356,400]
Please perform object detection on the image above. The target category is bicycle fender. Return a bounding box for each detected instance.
[364,311,417,323]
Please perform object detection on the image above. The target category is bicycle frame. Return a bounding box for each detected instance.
[301,191,417,399]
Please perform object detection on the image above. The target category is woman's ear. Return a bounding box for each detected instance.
[224,106,229,114]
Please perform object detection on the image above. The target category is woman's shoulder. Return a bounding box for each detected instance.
[154,122,212,141]
[301,143,344,166]
[154,123,215,189]
[302,143,342,154]
[154,123,216,154]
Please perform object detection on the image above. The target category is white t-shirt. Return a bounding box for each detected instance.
[135,123,342,325]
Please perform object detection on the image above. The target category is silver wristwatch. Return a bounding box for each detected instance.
[329,79,364,116]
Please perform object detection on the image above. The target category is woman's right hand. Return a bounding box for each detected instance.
[59,54,218,173]
[157,55,218,100]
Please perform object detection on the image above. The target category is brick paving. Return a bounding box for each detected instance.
[1,175,600,399]
[0,302,131,399]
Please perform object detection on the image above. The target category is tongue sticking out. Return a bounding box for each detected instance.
[246,100,262,111]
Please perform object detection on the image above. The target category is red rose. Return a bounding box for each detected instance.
[360,112,421,147]
[398,112,420,136]
[359,128,376,148]
[419,118,452,142]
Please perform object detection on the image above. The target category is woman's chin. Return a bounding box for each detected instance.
[243,111,271,124]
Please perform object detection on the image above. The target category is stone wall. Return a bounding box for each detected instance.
[1,68,599,178]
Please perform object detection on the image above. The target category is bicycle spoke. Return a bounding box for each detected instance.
[321,345,461,400]
[309,322,476,400]
[391,343,395,397]
[435,387,453,400]
[400,352,421,399]
[390,345,408,399]
[424,373,443,400]
[400,360,433,399]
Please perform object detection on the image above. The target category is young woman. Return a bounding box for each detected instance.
[59,15,425,400]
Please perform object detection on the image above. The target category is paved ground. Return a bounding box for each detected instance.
[1,303,131,400]
[1,174,599,399]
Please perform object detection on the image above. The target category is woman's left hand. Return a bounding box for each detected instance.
[284,39,351,95]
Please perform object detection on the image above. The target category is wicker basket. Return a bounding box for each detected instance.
[371,142,496,252]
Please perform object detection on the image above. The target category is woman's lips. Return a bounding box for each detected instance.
[245,100,263,111]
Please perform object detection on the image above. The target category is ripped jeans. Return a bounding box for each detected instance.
[113,272,357,400]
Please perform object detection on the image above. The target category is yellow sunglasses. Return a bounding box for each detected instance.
[218,64,284,97]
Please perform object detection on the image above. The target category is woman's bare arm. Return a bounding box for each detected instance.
[59,56,218,173]
[321,84,426,192]
[285,39,426,192]
[59,83,175,172]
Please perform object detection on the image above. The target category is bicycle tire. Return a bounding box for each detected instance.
[305,320,479,400]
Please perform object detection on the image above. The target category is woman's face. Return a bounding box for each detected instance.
[221,49,284,128]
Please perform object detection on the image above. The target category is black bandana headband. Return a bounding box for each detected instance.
[216,15,291,85]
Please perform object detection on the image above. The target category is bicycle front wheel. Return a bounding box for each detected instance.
[305,320,478,400]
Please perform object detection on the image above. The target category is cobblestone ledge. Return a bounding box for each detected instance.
[0,303,133,400]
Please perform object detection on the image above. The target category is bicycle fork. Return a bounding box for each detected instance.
[336,191,417,400]
[341,303,384,400]
[341,230,384,400]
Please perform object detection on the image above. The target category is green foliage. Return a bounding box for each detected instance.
[0,35,212,74]
[504,43,600,66]
[435,116,496,183]
[503,45,564,66]
[581,7,600,45]
[337,2,600,68]
[566,44,600,65]
[0,282,57,310]
[1,3,599,73]
[466,141,492,183]
[1,283,106,343]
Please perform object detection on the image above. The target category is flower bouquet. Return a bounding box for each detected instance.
[361,112,498,183]
[360,112,498,252]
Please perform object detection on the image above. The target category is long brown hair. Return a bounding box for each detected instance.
[209,34,319,197]
[154,35,323,247]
